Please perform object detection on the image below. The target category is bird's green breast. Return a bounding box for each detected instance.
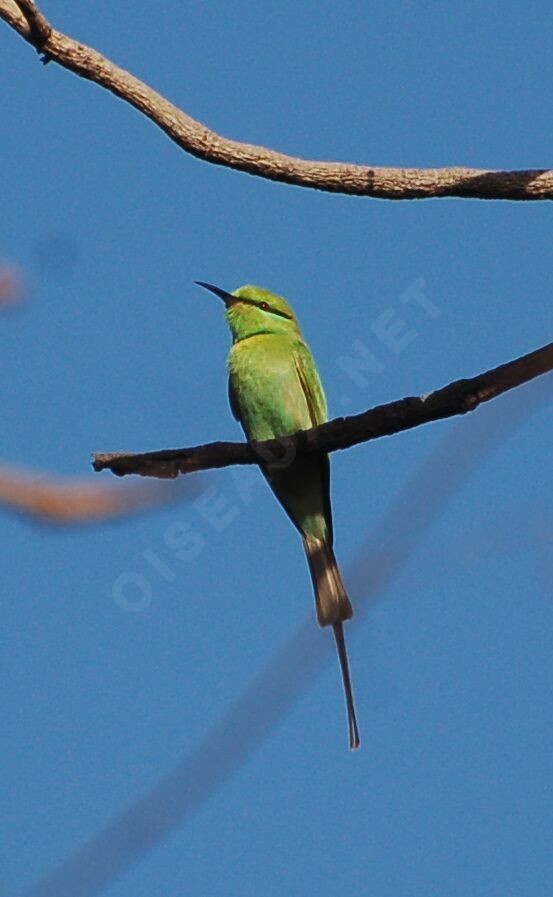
[228,333,326,442]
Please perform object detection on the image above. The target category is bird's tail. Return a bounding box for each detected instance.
[333,622,361,750]
[303,536,360,750]
[303,536,353,627]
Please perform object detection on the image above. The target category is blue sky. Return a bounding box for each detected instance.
[2,2,553,896]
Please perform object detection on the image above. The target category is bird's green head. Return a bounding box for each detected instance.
[196,282,302,342]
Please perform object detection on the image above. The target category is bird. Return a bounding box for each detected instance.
[196,281,360,750]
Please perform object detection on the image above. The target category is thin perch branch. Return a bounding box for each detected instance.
[93,341,553,479]
[0,0,552,201]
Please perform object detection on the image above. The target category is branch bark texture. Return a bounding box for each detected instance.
[1,0,552,201]
[93,341,553,479]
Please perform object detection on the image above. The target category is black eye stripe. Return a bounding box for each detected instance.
[264,305,293,320]
[264,302,292,321]
[240,296,292,320]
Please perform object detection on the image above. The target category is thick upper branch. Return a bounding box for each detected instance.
[1,0,552,201]
[93,341,553,479]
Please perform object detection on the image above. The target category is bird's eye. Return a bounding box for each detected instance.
[259,301,270,311]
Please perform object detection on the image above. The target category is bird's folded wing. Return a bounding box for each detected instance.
[293,341,333,544]
[293,341,328,427]
[228,377,240,422]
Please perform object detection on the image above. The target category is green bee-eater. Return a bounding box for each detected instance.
[197,281,360,750]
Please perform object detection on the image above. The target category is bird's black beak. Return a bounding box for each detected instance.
[195,281,234,306]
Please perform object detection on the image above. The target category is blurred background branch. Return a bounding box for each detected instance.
[0,463,183,524]
[0,260,24,307]
[0,259,195,523]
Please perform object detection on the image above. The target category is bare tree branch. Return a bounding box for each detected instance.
[9,0,49,43]
[93,341,553,479]
[1,0,552,201]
